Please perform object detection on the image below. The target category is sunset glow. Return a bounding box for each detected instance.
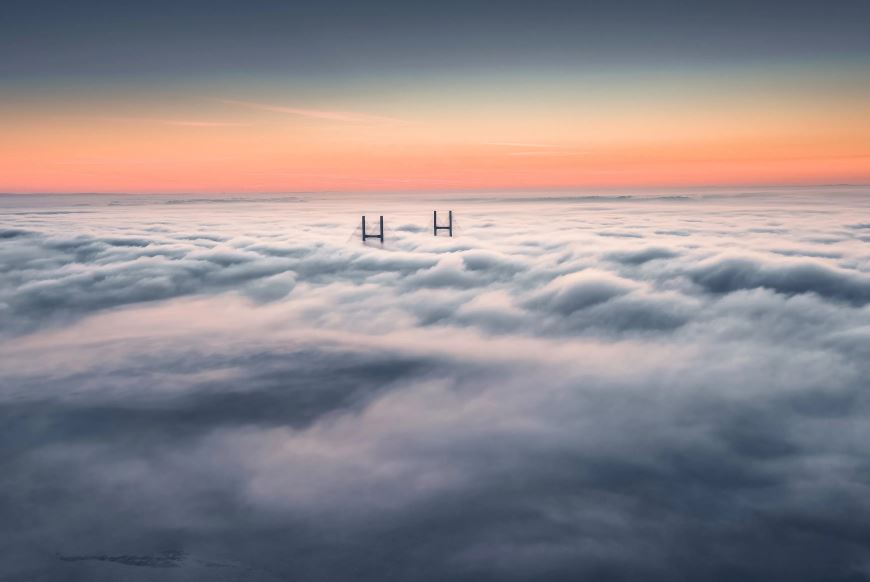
[3,4,869,193]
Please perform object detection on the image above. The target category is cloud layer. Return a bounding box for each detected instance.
[1,190,870,581]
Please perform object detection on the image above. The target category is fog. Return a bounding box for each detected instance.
[2,188,870,581]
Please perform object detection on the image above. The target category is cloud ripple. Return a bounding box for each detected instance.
[1,191,870,581]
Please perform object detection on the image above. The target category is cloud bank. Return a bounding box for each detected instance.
[1,190,870,581]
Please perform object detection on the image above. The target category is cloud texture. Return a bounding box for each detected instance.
[1,190,870,581]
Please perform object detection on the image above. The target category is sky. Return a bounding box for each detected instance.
[2,0,870,192]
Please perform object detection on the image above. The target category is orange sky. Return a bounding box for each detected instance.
[2,67,869,193]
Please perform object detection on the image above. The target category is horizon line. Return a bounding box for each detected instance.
[1,182,868,197]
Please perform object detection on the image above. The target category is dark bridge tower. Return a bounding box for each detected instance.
[361,215,384,243]
[433,210,453,237]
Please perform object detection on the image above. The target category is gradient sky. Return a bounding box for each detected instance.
[2,0,869,193]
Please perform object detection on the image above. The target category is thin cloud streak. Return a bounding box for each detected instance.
[484,142,589,157]
[485,142,560,148]
[157,120,250,127]
[509,151,590,157]
[222,99,407,124]
[103,116,250,127]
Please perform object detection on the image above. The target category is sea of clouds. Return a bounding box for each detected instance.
[2,189,870,581]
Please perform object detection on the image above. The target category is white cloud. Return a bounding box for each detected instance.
[2,191,870,580]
